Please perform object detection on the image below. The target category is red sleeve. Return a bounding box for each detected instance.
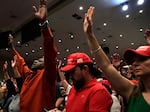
[42,27,57,85]
[130,80,138,85]
[89,89,113,112]
[12,50,32,79]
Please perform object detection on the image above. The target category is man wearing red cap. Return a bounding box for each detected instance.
[84,6,150,112]
[59,52,112,112]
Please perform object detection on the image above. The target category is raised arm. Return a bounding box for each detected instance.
[11,55,21,78]
[83,7,134,101]
[3,61,10,80]
[8,34,31,79]
[11,55,23,92]
[3,61,17,96]
[33,0,57,83]
[58,60,71,90]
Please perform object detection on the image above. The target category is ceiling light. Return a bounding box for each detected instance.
[125,14,130,18]
[92,58,95,60]
[79,6,83,10]
[5,48,8,51]
[120,34,123,37]
[39,46,42,50]
[66,49,70,52]
[140,28,143,32]
[25,52,29,56]
[58,39,62,43]
[137,0,144,5]
[139,9,143,13]
[17,41,20,44]
[25,43,29,47]
[115,46,119,49]
[94,62,96,65]
[69,33,74,39]
[57,52,60,55]
[131,43,134,45]
[122,4,128,11]
[102,38,106,42]
[70,35,74,39]
[76,46,80,49]
[103,23,107,26]
[31,49,35,53]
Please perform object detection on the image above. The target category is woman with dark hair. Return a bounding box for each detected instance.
[84,6,150,112]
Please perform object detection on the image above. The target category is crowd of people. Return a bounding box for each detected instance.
[0,0,150,112]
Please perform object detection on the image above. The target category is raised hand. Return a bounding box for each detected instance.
[144,29,150,44]
[3,61,8,72]
[8,34,15,51]
[111,53,122,68]
[11,55,17,68]
[11,55,21,78]
[8,34,14,45]
[83,6,95,35]
[32,0,47,22]
[57,60,62,69]
[3,61,10,80]
[144,29,150,38]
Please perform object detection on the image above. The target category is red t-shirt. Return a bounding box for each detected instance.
[66,78,112,112]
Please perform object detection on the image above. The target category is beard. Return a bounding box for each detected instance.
[72,78,85,91]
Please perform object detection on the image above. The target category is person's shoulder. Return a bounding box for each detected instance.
[91,81,106,91]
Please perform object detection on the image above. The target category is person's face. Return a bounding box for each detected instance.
[132,55,150,77]
[67,66,85,91]
[121,66,132,79]
[0,85,8,100]
[31,57,44,69]
[60,87,66,96]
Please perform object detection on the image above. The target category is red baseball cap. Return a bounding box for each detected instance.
[61,52,93,72]
[124,46,150,64]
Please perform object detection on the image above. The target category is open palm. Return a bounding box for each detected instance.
[83,7,94,34]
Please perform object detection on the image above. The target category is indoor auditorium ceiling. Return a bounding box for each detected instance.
[0,0,150,73]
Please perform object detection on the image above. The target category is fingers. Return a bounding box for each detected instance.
[87,6,94,20]
[5,61,8,65]
[8,34,13,39]
[111,53,120,59]
[9,34,12,37]
[8,34,13,44]
[40,0,47,6]
[11,60,13,64]
[14,55,17,62]
[3,61,8,71]
[58,60,62,68]
[32,6,37,13]
[11,60,14,66]
[11,55,17,67]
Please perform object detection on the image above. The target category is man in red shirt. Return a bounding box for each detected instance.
[8,0,57,111]
[59,52,112,112]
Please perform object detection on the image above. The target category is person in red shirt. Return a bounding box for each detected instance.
[84,6,150,112]
[49,52,112,112]
[8,0,57,111]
